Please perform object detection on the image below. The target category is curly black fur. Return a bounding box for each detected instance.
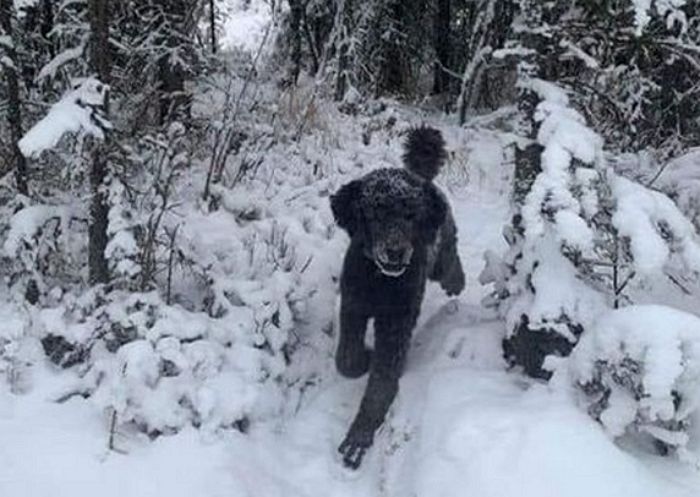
[330,126,465,469]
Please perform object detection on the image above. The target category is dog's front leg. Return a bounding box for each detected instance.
[434,221,465,296]
[336,301,371,378]
[338,314,413,469]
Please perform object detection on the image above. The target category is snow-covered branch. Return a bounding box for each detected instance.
[18,78,112,158]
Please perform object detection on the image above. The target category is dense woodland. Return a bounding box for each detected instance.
[3,0,700,492]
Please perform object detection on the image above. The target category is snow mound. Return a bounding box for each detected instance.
[570,305,700,460]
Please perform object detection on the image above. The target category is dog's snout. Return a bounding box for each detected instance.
[386,248,404,263]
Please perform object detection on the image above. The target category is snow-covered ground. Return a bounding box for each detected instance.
[2,140,699,496]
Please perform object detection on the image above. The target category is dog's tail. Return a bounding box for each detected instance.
[402,126,447,182]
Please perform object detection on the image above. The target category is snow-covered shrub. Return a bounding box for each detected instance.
[568,305,700,462]
[0,193,86,301]
[31,165,339,435]
[37,289,287,435]
[106,122,191,289]
[0,298,34,394]
[481,78,700,379]
[0,77,114,304]
[32,128,341,436]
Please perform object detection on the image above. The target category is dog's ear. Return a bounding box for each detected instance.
[421,183,447,241]
[331,179,363,235]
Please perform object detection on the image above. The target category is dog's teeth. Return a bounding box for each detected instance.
[380,267,406,277]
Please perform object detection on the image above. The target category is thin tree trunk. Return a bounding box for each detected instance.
[209,0,217,54]
[288,0,303,84]
[334,0,352,101]
[432,0,451,95]
[0,0,29,195]
[301,9,320,73]
[158,0,190,124]
[88,0,111,284]
[41,0,55,57]
[378,0,405,96]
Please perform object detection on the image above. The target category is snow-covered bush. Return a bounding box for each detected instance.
[106,121,192,289]
[481,78,700,379]
[33,167,339,435]
[0,298,33,394]
[568,305,700,462]
[0,194,86,301]
[38,289,287,435]
[3,54,345,441]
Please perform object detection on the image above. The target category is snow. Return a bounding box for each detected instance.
[18,78,111,158]
[3,301,699,497]
[218,0,273,53]
[0,385,242,497]
[612,174,700,275]
[36,44,85,82]
[569,305,700,455]
[632,0,687,35]
[13,0,39,11]
[0,35,12,50]
[520,83,601,250]
[2,204,77,257]
[634,0,654,34]
[524,234,605,336]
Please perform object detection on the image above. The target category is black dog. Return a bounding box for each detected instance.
[330,126,465,469]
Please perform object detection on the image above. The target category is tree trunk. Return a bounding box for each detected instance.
[87,0,111,285]
[209,0,217,54]
[432,0,451,95]
[0,0,29,195]
[158,0,190,124]
[512,0,543,205]
[377,1,406,96]
[158,56,187,123]
[335,0,353,101]
[288,0,303,84]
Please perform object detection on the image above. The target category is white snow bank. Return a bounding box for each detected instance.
[407,377,693,497]
[0,384,243,497]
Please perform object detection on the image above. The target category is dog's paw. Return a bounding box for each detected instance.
[336,347,371,379]
[338,427,374,469]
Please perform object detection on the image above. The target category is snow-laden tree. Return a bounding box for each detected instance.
[481,78,700,380]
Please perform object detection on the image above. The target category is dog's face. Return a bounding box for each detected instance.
[331,169,447,277]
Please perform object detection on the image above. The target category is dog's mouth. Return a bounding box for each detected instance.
[374,259,408,277]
